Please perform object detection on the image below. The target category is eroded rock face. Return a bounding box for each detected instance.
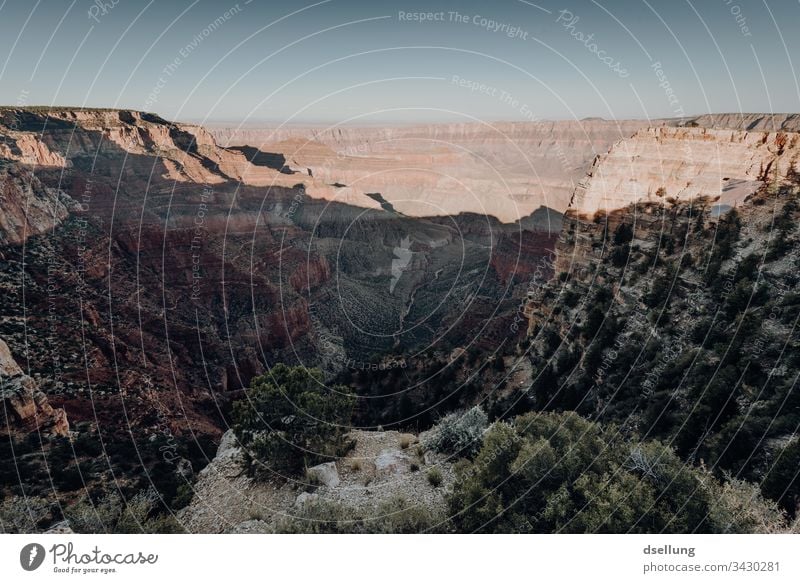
[0,167,75,246]
[0,338,69,437]
[210,120,653,222]
[0,108,402,225]
[0,109,561,441]
[571,127,800,216]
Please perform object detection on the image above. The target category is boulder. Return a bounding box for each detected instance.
[306,462,340,488]
[375,449,413,477]
[198,430,244,479]
[45,521,74,535]
[294,492,319,508]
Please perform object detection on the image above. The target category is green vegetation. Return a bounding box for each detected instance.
[422,406,488,457]
[520,190,800,520]
[232,364,355,476]
[0,488,184,534]
[448,411,789,533]
[64,489,184,534]
[0,427,211,512]
[427,467,444,488]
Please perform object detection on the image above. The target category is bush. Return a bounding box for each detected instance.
[232,364,355,476]
[762,439,800,517]
[447,411,789,533]
[613,223,634,245]
[64,489,183,534]
[427,467,443,488]
[705,476,787,533]
[422,406,488,458]
[0,496,51,533]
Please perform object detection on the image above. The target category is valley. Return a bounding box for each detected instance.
[1,108,799,533]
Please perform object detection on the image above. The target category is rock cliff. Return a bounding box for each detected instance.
[0,108,554,443]
[211,120,652,222]
[570,126,800,216]
[0,166,75,246]
[0,338,68,437]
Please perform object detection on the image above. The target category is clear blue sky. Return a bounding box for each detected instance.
[1,0,798,124]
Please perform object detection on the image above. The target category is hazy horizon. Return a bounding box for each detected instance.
[0,107,794,128]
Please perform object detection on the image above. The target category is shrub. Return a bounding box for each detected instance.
[64,489,183,534]
[232,364,355,476]
[704,476,787,533]
[0,496,51,533]
[762,439,800,517]
[399,434,414,449]
[427,468,443,488]
[448,411,789,533]
[422,406,488,458]
[613,223,634,245]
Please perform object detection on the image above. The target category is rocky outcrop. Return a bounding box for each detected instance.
[570,127,800,216]
[178,428,453,533]
[0,133,68,167]
[0,108,389,224]
[0,338,69,436]
[0,167,75,246]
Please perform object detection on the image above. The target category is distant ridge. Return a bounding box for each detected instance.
[677,113,800,132]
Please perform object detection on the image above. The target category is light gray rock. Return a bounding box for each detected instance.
[0,338,23,377]
[199,430,245,479]
[375,449,412,477]
[227,520,271,534]
[306,462,340,488]
[294,492,319,508]
[45,521,74,534]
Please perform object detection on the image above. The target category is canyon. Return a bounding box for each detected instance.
[0,108,565,442]
[1,108,799,530]
[210,120,651,222]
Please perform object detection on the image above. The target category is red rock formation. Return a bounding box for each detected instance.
[0,338,69,437]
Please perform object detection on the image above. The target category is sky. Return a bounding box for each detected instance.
[0,0,798,124]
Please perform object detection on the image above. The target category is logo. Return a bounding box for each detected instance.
[20,543,46,571]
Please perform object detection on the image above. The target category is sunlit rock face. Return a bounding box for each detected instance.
[570,126,800,217]
[210,120,652,222]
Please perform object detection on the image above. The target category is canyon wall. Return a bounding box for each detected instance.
[210,120,652,222]
[570,126,800,216]
[0,108,554,439]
